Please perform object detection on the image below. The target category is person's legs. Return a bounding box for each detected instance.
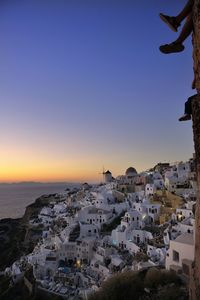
[159,14,193,54]
[160,0,194,32]
[175,14,193,44]
[179,94,197,122]
[179,100,192,121]
[185,97,193,115]
[176,0,194,24]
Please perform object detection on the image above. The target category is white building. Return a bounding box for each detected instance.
[175,208,194,221]
[147,245,166,264]
[75,237,95,262]
[121,210,144,229]
[145,184,156,197]
[132,200,160,223]
[165,233,194,271]
[77,206,113,229]
[152,172,164,189]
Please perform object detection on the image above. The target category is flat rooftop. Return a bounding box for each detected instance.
[175,233,194,245]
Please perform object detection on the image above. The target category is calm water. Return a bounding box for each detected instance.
[0,183,76,220]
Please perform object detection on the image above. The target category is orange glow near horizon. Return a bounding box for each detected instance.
[0,145,113,183]
[0,164,101,183]
[0,155,101,183]
[0,148,142,183]
[0,142,102,182]
[0,141,192,183]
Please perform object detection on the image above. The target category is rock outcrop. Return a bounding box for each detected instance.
[193,0,200,93]
[191,96,200,299]
[191,1,200,299]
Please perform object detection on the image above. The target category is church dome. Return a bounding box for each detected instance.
[125,167,137,176]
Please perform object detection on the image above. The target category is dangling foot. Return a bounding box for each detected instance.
[179,114,191,121]
[159,13,180,32]
[159,42,184,54]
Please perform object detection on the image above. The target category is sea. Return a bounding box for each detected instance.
[0,183,79,220]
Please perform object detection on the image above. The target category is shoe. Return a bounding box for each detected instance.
[179,114,191,121]
[159,13,180,32]
[159,42,184,54]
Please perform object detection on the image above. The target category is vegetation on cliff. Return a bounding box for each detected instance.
[89,268,188,300]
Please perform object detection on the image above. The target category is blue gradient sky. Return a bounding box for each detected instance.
[0,0,194,182]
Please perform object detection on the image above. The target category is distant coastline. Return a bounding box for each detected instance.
[0,191,65,271]
[0,181,77,185]
[0,182,80,220]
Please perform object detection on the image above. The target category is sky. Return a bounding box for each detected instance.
[0,0,195,183]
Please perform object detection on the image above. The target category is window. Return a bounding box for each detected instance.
[173,250,179,262]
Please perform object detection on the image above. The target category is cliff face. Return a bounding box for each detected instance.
[193,0,200,93]
[0,196,50,271]
[192,96,200,299]
[192,1,200,299]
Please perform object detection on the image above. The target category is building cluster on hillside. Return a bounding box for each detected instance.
[3,157,197,299]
